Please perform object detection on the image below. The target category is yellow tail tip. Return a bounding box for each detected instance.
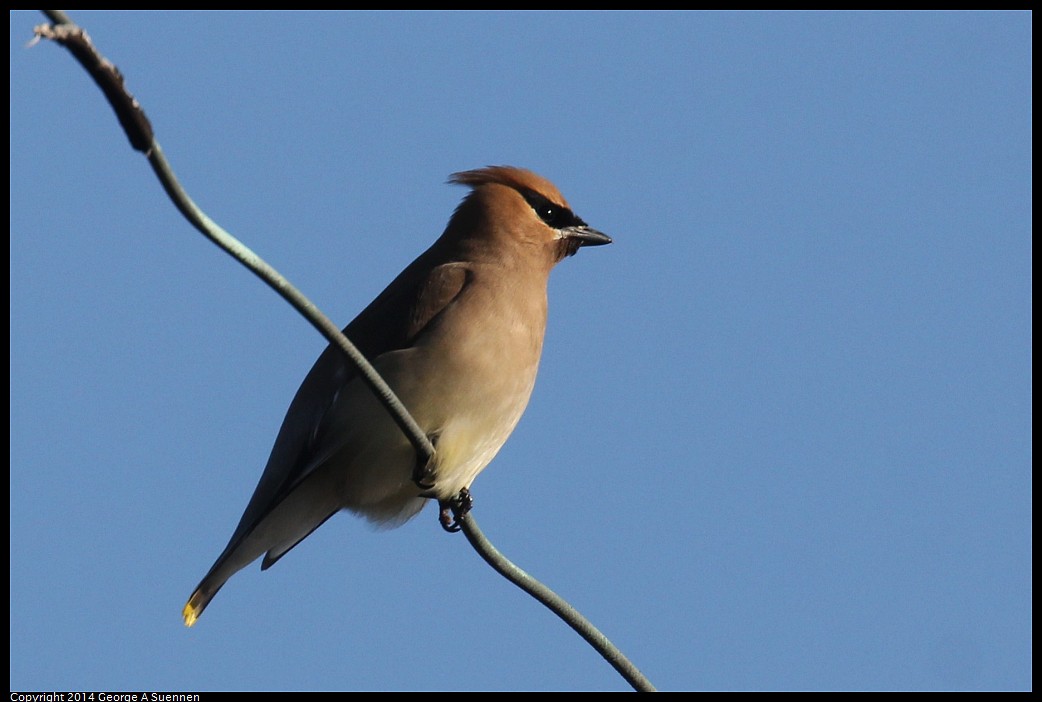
[182,600,200,627]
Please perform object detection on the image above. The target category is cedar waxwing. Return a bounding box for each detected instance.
[183,166,611,626]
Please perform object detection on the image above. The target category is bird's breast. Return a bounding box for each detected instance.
[401,273,548,497]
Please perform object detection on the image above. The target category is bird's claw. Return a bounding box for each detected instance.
[438,487,473,533]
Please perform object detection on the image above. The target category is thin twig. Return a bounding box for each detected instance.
[456,506,657,691]
[32,10,656,692]
[31,13,434,465]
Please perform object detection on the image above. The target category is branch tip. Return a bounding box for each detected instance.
[33,18,154,152]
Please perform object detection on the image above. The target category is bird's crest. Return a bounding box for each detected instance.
[449,166,570,210]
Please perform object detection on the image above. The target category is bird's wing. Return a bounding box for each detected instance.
[215,258,472,558]
[404,262,473,341]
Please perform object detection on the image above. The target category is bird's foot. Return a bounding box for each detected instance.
[438,487,473,533]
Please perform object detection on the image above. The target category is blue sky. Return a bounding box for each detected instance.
[9,10,1031,692]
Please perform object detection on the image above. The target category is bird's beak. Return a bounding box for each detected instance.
[561,225,612,247]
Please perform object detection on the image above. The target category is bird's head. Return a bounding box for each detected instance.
[445,166,611,265]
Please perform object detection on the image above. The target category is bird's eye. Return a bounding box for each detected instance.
[520,188,585,230]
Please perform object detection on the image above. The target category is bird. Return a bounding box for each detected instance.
[182,165,611,626]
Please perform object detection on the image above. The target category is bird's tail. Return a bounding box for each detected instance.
[182,580,223,627]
